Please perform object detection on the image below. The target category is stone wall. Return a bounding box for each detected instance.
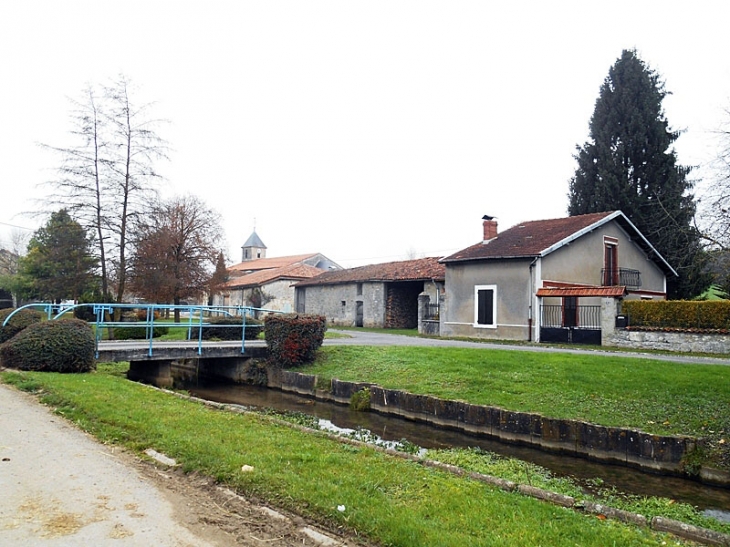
[607,329,730,354]
[274,372,725,481]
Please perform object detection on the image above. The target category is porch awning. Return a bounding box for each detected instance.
[536,286,627,298]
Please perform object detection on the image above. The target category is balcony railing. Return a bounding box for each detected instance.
[601,268,641,289]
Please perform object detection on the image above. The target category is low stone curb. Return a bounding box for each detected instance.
[166,389,730,547]
[651,516,730,546]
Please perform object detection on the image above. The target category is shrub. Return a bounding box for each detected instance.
[190,316,263,341]
[113,322,170,340]
[623,300,730,331]
[0,318,96,372]
[350,388,371,411]
[0,308,44,344]
[264,314,326,368]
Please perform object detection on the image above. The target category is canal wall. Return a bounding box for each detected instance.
[276,370,729,486]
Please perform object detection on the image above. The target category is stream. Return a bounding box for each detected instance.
[181,379,730,523]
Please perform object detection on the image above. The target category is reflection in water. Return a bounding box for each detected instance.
[182,380,730,521]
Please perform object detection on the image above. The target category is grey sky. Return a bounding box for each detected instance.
[2,1,729,267]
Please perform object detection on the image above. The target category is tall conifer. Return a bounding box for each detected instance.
[568,49,708,299]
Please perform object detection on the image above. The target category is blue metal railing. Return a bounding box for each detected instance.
[2,302,279,358]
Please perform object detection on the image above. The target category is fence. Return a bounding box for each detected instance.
[541,305,601,329]
[2,302,279,357]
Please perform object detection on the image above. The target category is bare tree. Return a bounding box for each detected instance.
[129,195,224,322]
[103,76,168,306]
[40,85,110,294]
[699,108,730,250]
[39,76,168,306]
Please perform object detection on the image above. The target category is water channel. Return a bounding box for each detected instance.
[181,379,730,522]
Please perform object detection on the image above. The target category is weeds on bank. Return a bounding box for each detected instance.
[0,364,688,546]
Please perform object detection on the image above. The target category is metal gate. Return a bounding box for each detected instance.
[540,305,601,345]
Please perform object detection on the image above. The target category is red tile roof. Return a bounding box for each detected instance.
[225,263,325,289]
[228,254,322,274]
[536,286,627,298]
[442,212,618,262]
[295,257,445,287]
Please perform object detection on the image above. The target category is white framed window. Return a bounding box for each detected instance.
[474,285,497,328]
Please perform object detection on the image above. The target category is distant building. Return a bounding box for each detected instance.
[213,230,341,312]
[0,248,18,308]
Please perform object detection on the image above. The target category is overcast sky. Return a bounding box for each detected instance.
[2,1,730,268]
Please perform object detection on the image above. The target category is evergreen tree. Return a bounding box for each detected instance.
[19,210,98,302]
[568,49,709,299]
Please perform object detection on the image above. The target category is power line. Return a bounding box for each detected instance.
[0,221,34,231]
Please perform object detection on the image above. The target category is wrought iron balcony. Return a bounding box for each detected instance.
[601,268,641,289]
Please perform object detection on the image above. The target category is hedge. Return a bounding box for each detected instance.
[189,316,264,341]
[623,300,730,330]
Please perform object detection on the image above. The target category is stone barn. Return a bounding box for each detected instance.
[294,257,445,329]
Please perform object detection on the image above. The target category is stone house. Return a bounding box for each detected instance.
[294,257,445,329]
[213,230,341,312]
[439,211,676,344]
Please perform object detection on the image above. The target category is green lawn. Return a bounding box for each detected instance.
[300,346,730,468]
[0,365,695,546]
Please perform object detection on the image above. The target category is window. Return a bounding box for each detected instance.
[356,283,363,296]
[474,285,497,327]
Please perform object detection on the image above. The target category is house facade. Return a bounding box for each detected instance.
[440,212,676,344]
[294,257,445,329]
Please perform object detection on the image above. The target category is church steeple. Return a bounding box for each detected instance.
[241,228,267,261]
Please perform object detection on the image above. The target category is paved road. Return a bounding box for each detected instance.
[323,329,730,366]
[0,384,218,547]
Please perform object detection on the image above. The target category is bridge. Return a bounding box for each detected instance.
[2,303,278,387]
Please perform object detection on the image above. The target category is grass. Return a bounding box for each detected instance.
[299,346,730,468]
[0,364,692,546]
[331,326,421,337]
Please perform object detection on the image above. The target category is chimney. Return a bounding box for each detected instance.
[482,215,498,242]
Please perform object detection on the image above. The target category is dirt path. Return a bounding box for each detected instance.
[0,384,362,546]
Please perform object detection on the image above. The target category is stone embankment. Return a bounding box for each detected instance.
[273,370,730,488]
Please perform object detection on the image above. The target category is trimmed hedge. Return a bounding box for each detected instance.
[264,314,326,368]
[0,318,96,372]
[190,316,264,341]
[0,308,44,343]
[623,300,730,331]
[113,323,170,340]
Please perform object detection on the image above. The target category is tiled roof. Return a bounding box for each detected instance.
[536,286,627,298]
[228,253,322,274]
[442,212,618,262]
[225,263,325,289]
[295,257,445,287]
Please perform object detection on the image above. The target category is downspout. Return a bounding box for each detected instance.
[528,257,538,342]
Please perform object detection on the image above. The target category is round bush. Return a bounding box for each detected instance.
[0,308,44,344]
[0,318,96,372]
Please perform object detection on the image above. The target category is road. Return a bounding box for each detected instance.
[0,384,355,546]
[325,329,730,366]
[96,330,730,366]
